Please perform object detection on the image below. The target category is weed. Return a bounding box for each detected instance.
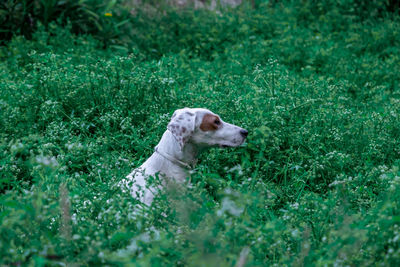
[1,1,400,265]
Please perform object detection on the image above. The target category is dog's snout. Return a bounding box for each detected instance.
[240,129,248,138]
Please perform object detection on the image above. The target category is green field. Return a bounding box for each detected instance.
[1,1,400,265]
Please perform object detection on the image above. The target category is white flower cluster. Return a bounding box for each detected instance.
[35,155,59,168]
[217,197,244,217]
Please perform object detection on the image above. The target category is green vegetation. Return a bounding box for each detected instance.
[1,0,400,265]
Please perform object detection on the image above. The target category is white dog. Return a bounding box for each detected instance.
[125,108,248,206]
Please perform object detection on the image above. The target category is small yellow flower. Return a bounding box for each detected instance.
[105,12,112,17]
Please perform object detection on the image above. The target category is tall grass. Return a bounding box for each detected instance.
[1,1,400,265]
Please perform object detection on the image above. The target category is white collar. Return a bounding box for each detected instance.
[154,146,192,170]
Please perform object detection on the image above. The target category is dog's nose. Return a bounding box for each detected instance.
[240,129,248,138]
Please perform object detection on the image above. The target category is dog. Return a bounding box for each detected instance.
[125,107,248,206]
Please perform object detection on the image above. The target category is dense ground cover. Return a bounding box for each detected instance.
[1,1,400,265]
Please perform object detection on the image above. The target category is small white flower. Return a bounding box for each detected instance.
[217,198,243,217]
[36,155,59,168]
[291,229,300,238]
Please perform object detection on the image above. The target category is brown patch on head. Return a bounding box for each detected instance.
[200,114,221,131]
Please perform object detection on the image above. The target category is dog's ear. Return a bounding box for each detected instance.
[167,108,196,149]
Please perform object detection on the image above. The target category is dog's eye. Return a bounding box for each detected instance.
[214,119,220,125]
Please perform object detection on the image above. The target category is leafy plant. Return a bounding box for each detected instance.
[1,1,400,265]
[0,0,130,46]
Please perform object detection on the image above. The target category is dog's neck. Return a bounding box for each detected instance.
[156,130,200,168]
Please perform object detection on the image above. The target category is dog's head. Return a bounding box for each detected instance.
[167,107,248,149]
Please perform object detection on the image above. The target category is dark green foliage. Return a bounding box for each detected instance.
[0,0,130,46]
[1,1,400,266]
